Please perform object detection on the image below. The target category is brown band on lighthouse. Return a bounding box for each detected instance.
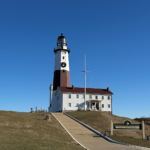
[53,70,70,91]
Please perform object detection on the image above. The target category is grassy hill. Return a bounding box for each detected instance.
[66,111,150,148]
[0,111,85,150]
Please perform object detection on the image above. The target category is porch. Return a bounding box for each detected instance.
[86,100,102,111]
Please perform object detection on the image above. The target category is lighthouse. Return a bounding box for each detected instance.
[53,33,71,90]
[49,33,71,112]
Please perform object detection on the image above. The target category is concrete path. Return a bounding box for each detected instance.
[53,113,146,150]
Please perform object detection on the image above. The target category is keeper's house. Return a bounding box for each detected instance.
[48,33,113,113]
[49,84,113,113]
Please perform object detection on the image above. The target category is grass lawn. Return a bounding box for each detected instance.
[0,111,85,150]
[66,111,150,148]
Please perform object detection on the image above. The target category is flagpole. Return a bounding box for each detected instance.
[84,51,86,110]
[79,51,90,111]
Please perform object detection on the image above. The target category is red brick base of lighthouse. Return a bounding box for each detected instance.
[53,70,70,91]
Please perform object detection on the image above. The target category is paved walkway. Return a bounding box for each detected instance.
[53,113,146,150]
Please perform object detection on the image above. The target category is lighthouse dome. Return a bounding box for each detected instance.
[57,33,67,46]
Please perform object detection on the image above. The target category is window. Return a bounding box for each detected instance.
[63,56,64,59]
[89,95,92,99]
[108,104,110,108]
[102,104,104,108]
[76,94,79,98]
[108,96,110,100]
[102,96,104,99]
[76,103,78,107]
[68,103,71,107]
[68,94,71,98]
[95,96,98,99]
[83,95,85,99]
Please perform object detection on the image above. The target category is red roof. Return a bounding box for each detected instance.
[58,86,113,94]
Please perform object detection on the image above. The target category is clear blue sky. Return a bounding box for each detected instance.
[0,0,150,119]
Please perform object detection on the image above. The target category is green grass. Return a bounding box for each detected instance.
[66,111,150,148]
[0,111,85,150]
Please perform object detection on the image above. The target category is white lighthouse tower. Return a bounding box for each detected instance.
[49,33,71,112]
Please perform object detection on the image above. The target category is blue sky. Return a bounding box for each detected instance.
[0,0,150,119]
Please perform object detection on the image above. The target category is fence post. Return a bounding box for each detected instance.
[142,121,145,139]
[111,120,113,135]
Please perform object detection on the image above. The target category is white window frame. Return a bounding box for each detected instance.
[68,103,71,107]
[68,94,71,99]
[89,95,92,99]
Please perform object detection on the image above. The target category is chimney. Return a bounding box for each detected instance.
[107,87,109,91]
[72,84,74,90]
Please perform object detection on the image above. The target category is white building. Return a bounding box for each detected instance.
[48,33,113,113]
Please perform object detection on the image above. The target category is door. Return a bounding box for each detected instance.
[96,103,99,110]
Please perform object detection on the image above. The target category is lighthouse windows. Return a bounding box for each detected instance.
[63,56,65,59]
